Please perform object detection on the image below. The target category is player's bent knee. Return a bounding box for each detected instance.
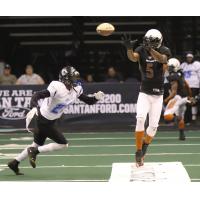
[136,117,145,131]
[30,142,40,148]
[164,114,174,121]
[146,126,157,137]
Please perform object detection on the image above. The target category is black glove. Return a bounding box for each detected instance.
[121,34,138,50]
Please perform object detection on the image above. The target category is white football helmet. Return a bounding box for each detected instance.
[143,29,163,49]
[168,58,181,72]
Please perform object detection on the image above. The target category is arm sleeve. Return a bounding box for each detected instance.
[134,46,142,54]
[78,94,98,105]
[159,46,171,59]
[30,89,50,108]
[47,81,58,97]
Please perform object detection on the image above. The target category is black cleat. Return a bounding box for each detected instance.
[8,159,24,175]
[179,130,186,141]
[142,142,149,157]
[27,147,39,168]
[135,150,144,167]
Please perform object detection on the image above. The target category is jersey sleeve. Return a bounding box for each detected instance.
[134,46,143,54]
[159,46,171,59]
[47,81,58,97]
[75,85,83,97]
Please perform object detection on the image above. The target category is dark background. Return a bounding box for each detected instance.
[0,16,199,83]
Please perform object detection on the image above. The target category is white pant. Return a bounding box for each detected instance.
[135,92,163,137]
[164,95,188,119]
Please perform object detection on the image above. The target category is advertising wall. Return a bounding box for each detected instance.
[0,83,140,131]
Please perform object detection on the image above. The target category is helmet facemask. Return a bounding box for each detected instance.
[59,66,80,88]
[143,36,162,49]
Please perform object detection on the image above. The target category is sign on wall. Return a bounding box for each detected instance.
[0,83,140,131]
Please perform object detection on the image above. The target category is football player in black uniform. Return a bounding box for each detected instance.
[122,29,171,167]
[164,58,192,140]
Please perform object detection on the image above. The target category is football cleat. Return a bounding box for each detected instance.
[135,150,144,167]
[8,159,24,175]
[142,143,149,157]
[27,147,39,168]
[141,142,149,162]
[179,130,186,141]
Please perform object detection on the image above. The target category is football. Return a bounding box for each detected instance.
[96,23,115,36]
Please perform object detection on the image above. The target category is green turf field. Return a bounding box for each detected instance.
[0,131,200,182]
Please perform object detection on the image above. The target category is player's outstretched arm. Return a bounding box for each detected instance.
[30,90,50,108]
[127,50,140,62]
[121,34,139,62]
[78,91,104,105]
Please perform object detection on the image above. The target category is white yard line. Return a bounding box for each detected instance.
[1,143,200,150]
[1,152,200,161]
[15,179,108,182]
[0,165,112,169]
[0,130,199,134]
[1,164,200,169]
[0,132,126,136]
[1,136,200,142]
[1,152,200,159]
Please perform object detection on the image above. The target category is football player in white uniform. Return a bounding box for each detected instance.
[164,58,192,140]
[122,29,171,167]
[7,66,104,175]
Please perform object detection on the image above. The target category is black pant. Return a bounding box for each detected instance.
[33,114,68,146]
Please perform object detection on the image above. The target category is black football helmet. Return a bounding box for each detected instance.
[59,66,80,86]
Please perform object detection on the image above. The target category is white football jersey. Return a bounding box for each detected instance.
[40,81,83,120]
[180,61,200,88]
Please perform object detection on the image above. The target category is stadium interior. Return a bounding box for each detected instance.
[0,16,200,182]
[0,16,199,82]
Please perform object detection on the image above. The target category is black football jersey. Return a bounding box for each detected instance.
[135,45,171,95]
[167,70,188,97]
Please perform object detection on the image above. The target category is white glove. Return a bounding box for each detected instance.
[94,91,105,100]
[26,107,38,133]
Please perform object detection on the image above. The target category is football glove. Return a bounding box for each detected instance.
[26,107,38,133]
[121,34,138,50]
[94,91,105,100]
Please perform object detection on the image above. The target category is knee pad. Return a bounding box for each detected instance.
[164,114,174,121]
[146,126,157,137]
[136,117,145,131]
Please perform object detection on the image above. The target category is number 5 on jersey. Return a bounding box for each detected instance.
[146,63,154,79]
